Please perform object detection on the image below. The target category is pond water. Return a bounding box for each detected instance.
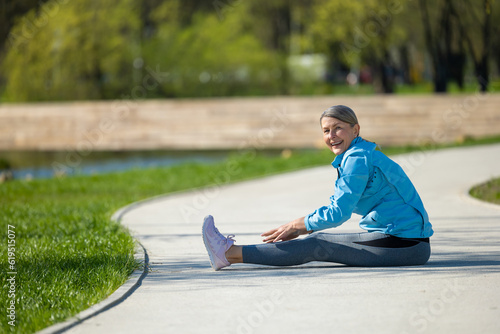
[0,150,255,180]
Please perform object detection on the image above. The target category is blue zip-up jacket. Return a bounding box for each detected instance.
[305,137,434,238]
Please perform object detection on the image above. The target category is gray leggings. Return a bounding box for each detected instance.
[242,232,431,267]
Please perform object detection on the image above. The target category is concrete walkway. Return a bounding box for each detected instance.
[67,144,500,334]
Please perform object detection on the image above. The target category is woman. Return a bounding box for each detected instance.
[202,105,433,270]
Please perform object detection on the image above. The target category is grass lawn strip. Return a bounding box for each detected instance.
[470,177,500,205]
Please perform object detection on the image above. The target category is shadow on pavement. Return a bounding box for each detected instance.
[140,250,500,290]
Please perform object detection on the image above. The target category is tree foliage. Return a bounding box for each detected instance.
[141,0,282,98]
[2,0,140,101]
[0,0,50,53]
[0,0,498,101]
[309,0,411,93]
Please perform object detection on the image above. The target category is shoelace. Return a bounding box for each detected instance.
[216,234,235,246]
[209,225,235,245]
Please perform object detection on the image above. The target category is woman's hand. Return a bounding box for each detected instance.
[261,217,308,243]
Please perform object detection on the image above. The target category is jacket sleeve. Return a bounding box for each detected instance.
[304,153,370,231]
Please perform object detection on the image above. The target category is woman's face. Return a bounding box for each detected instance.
[321,117,360,155]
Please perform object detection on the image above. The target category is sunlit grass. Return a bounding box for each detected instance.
[1,134,500,333]
[470,178,500,205]
[0,178,139,333]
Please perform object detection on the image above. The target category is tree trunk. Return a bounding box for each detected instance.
[418,0,449,93]
[380,58,395,94]
[433,61,448,93]
[476,61,489,93]
[399,45,413,85]
[449,0,491,92]
[477,0,491,92]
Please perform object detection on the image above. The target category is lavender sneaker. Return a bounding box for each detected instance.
[202,215,235,271]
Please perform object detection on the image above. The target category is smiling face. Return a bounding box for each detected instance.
[321,117,360,155]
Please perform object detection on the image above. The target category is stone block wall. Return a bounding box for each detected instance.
[1,94,499,151]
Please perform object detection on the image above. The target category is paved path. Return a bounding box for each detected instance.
[67,144,500,334]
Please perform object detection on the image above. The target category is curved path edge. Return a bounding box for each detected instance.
[462,187,500,212]
[35,199,157,334]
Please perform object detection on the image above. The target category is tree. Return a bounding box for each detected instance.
[0,0,50,53]
[418,0,495,92]
[418,0,451,92]
[308,0,409,93]
[2,0,141,101]
[138,0,283,97]
[451,0,493,92]
[491,3,500,79]
[242,0,294,94]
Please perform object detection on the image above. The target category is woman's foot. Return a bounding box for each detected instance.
[202,215,235,270]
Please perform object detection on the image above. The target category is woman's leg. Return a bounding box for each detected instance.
[237,232,430,267]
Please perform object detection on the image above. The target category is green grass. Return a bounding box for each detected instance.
[470,178,500,205]
[1,135,500,333]
[393,81,488,94]
[376,134,500,155]
[287,79,500,96]
[1,177,140,333]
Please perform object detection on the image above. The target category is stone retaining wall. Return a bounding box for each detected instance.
[1,94,499,151]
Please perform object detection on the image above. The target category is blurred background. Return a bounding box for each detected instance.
[1,0,499,180]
